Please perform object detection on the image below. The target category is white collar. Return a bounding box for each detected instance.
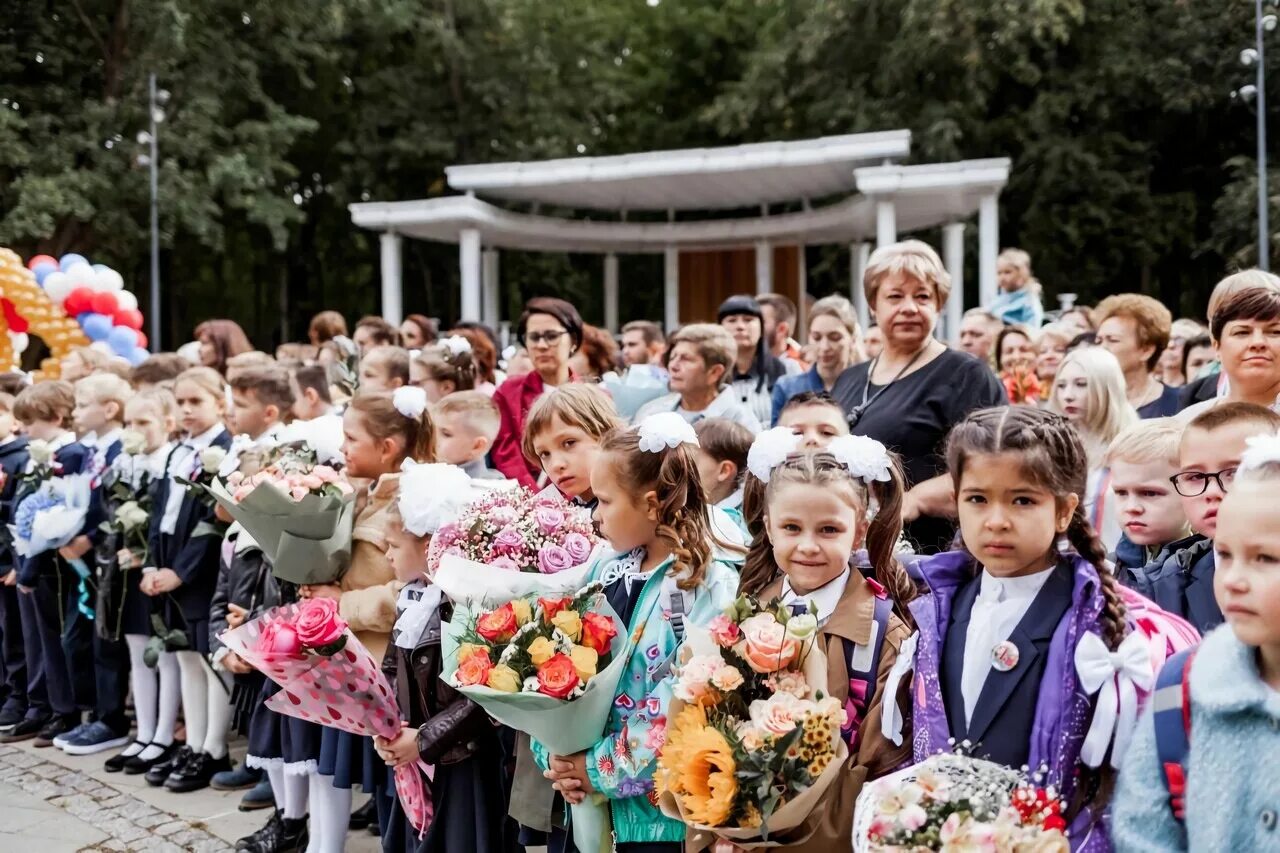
[781,567,851,624]
[94,428,123,450]
[145,442,174,476]
[184,424,225,450]
[394,580,442,650]
[717,485,744,511]
[978,564,1056,604]
[44,431,76,453]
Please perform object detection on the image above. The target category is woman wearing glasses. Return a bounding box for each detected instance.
[490,297,584,485]
[1048,346,1138,550]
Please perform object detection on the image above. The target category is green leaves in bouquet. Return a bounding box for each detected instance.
[731,722,808,837]
[143,613,189,668]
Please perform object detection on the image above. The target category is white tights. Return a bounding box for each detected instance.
[266,765,310,820]
[305,774,352,853]
[126,635,180,761]
[175,650,232,758]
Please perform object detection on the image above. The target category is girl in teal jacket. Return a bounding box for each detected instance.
[537,413,739,850]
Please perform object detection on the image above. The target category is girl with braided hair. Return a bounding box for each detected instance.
[536,413,739,853]
[729,434,916,852]
[900,405,1187,851]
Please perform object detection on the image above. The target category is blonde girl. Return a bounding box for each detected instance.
[103,390,183,775]
[1049,347,1139,549]
[734,433,917,852]
[538,413,739,853]
[142,367,234,792]
[298,385,434,853]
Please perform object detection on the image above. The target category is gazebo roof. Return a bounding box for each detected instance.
[443,131,912,211]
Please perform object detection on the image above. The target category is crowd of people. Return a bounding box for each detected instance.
[0,236,1276,853]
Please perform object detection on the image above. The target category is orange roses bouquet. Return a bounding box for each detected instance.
[655,594,849,845]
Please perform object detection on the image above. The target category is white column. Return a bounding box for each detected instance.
[379,231,403,325]
[603,253,620,333]
[663,246,680,332]
[481,248,500,329]
[943,223,966,345]
[459,228,482,322]
[978,192,999,309]
[851,242,872,331]
[754,240,772,295]
[795,244,808,336]
[875,198,897,247]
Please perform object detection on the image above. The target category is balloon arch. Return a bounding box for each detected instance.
[0,248,148,380]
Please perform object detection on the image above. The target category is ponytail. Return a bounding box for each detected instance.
[738,472,774,595]
[864,461,917,629]
[349,392,436,464]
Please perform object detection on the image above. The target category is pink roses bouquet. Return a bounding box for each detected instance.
[426,486,601,604]
[220,600,431,835]
[226,462,353,503]
[656,594,849,843]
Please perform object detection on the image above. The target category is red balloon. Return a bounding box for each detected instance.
[64,287,95,315]
[26,254,56,271]
[90,292,118,316]
[135,331,148,349]
[112,308,144,330]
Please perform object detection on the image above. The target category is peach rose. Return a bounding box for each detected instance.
[737,613,800,673]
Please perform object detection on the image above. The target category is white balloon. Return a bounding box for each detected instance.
[97,268,124,292]
[90,341,114,356]
[66,262,96,289]
[8,333,28,355]
[115,289,138,311]
[43,271,72,302]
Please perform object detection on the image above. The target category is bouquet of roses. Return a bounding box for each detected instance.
[852,754,1069,853]
[426,486,601,604]
[204,444,357,585]
[655,595,848,846]
[220,598,432,835]
[441,582,629,853]
[11,471,94,559]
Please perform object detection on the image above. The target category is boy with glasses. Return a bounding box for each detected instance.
[1121,402,1280,633]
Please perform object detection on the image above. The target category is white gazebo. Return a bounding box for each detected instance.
[349,130,1009,339]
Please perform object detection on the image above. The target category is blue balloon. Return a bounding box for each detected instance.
[82,313,112,342]
[59,253,88,270]
[76,312,93,325]
[107,325,138,355]
[33,261,56,284]
[127,346,150,367]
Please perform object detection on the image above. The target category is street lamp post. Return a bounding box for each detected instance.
[137,76,169,348]
[1240,5,1277,270]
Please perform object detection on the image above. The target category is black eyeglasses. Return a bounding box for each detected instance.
[523,329,568,347]
[1170,467,1237,498]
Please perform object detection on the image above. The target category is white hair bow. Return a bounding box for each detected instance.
[828,435,892,486]
[397,460,475,537]
[1240,430,1280,475]
[392,386,428,419]
[636,412,699,454]
[441,336,472,358]
[746,427,803,483]
[1074,630,1155,769]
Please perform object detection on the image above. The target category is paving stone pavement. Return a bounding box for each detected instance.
[0,740,383,852]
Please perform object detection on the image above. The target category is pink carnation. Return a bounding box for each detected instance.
[707,614,741,648]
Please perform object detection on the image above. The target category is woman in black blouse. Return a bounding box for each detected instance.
[831,240,1007,552]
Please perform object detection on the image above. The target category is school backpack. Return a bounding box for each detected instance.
[840,570,894,747]
[1152,646,1199,823]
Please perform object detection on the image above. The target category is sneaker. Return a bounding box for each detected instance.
[52,720,94,750]
[0,705,26,732]
[239,775,275,812]
[165,751,232,793]
[212,763,261,791]
[60,720,131,756]
[236,810,309,853]
[33,715,78,748]
[146,743,193,786]
[0,714,50,743]
[104,741,146,773]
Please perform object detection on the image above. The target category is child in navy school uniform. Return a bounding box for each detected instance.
[52,373,135,755]
[143,367,234,792]
[4,380,94,746]
[375,462,505,853]
[0,392,29,733]
[732,433,917,852]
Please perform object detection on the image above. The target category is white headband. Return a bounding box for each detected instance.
[636,412,699,454]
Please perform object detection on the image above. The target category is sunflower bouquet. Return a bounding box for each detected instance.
[440,582,630,853]
[655,595,849,845]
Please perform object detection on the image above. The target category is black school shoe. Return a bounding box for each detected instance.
[349,797,377,830]
[104,741,146,773]
[0,704,26,731]
[146,743,193,785]
[124,740,181,775]
[236,810,309,853]
[165,751,232,793]
[0,714,50,743]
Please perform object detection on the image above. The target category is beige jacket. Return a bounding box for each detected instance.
[338,473,402,662]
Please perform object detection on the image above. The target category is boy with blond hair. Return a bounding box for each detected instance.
[432,391,504,480]
[1105,417,1189,576]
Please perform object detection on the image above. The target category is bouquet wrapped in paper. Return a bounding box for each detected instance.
[10,471,94,558]
[655,595,848,848]
[204,443,356,585]
[441,583,627,852]
[602,367,670,422]
[426,486,601,605]
[220,599,432,835]
[852,754,1070,853]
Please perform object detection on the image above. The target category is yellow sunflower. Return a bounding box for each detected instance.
[655,705,708,796]
[678,725,738,826]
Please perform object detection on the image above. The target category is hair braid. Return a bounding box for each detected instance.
[1065,507,1126,650]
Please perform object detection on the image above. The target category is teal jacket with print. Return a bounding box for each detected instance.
[533,549,739,844]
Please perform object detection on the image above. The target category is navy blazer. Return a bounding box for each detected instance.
[81,437,123,541]
[16,440,93,586]
[0,437,30,571]
[940,561,1075,769]
[147,430,232,620]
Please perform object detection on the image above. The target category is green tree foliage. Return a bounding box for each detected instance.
[0,0,1275,347]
